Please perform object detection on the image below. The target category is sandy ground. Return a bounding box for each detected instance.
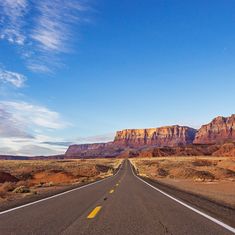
[0,159,122,207]
[130,157,235,207]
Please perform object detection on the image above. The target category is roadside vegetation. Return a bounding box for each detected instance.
[130,157,235,207]
[0,159,122,206]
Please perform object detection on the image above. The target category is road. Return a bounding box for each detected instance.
[0,160,234,235]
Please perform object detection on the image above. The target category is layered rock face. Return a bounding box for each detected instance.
[194,115,235,144]
[65,142,124,158]
[114,125,197,147]
[64,115,235,159]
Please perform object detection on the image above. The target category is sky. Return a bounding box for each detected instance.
[0,0,235,156]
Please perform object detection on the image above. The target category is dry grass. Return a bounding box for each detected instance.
[130,156,235,180]
[130,156,235,207]
[0,159,122,203]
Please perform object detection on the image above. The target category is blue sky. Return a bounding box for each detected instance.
[0,0,235,155]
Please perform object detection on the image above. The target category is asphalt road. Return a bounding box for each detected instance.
[0,160,234,235]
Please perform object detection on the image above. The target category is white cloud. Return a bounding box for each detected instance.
[0,137,67,156]
[0,0,90,73]
[76,133,115,144]
[0,106,33,138]
[0,101,70,155]
[0,69,26,87]
[1,101,69,129]
[0,0,28,45]
[31,0,86,52]
[26,63,52,73]
[17,144,59,156]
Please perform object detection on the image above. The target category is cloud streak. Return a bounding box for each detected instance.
[76,133,115,143]
[1,101,69,129]
[0,106,33,138]
[0,0,28,45]
[0,100,71,155]
[0,69,26,88]
[0,0,90,73]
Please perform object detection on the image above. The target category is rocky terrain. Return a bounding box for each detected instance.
[65,142,124,158]
[1,114,235,159]
[114,125,196,147]
[0,159,121,208]
[65,114,235,158]
[130,157,235,207]
[194,115,235,144]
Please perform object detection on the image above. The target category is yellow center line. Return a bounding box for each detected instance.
[87,206,102,219]
[109,189,114,194]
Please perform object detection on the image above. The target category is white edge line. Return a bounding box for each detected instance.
[129,161,235,234]
[0,161,123,215]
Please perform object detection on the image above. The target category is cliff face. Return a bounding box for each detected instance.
[65,126,197,158]
[114,125,197,147]
[64,115,235,159]
[194,115,235,144]
[65,142,124,158]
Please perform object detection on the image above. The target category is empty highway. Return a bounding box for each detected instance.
[0,160,234,235]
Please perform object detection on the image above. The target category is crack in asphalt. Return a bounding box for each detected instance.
[158,220,173,235]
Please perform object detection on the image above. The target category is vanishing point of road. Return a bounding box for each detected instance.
[0,160,234,235]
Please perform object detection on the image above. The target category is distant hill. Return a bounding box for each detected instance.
[65,114,235,158]
[0,155,65,160]
[194,114,235,144]
[1,114,235,159]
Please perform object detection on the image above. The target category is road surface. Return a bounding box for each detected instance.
[0,160,234,235]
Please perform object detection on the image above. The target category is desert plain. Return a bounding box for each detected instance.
[0,159,122,210]
[130,156,235,208]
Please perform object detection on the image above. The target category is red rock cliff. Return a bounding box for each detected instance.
[194,114,235,144]
[65,142,124,158]
[114,125,197,147]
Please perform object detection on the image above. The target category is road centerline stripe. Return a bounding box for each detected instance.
[0,161,124,216]
[109,189,114,194]
[87,206,102,219]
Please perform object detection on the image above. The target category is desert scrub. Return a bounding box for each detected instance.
[0,182,16,198]
[2,182,16,191]
[192,160,213,167]
[193,171,215,182]
[13,186,30,193]
[157,168,169,177]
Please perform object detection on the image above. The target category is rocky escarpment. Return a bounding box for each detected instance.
[64,115,235,159]
[65,142,125,158]
[194,114,235,144]
[114,125,197,147]
[65,125,197,158]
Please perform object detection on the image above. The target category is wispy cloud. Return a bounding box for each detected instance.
[0,0,28,45]
[0,0,90,73]
[1,101,69,129]
[31,0,86,52]
[17,144,59,156]
[0,137,66,156]
[42,141,73,147]
[76,133,115,144]
[0,69,26,88]
[0,100,70,155]
[0,105,33,138]
[26,63,52,74]
[41,133,115,148]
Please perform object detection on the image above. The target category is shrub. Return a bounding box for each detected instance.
[193,171,215,182]
[2,182,16,192]
[13,186,30,193]
[157,168,169,177]
[192,160,213,167]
